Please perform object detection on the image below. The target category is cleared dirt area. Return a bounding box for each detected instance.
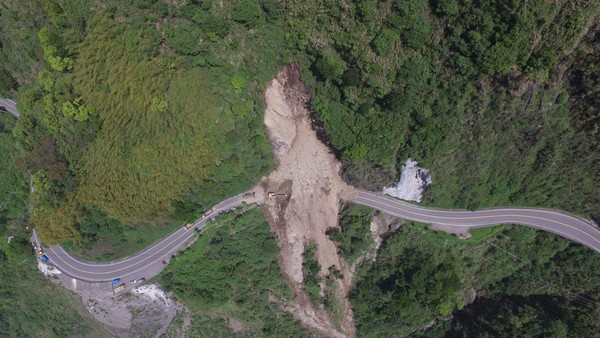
[260,65,357,337]
[43,268,178,338]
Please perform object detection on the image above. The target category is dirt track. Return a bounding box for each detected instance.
[261,65,356,337]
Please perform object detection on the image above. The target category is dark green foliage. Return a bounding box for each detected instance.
[372,29,399,56]
[351,222,462,336]
[283,0,600,222]
[441,244,599,337]
[166,21,204,55]
[0,68,18,94]
[302,243,321,302]
[315,50,347,81]
[0,235,107,337]
[232,0,262,27]
[327,204,372,263]
[0,113,28,219]
[159,209,307,336]
[352,219,599,336]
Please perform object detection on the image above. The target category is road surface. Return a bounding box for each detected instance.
[353,190,600,252]
[8,89,595,282]
[0,98,19,117]
[32,194,244,283]
[34,189,600,284]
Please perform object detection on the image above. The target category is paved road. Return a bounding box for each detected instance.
[32,194,245,283]
[35,189,600,284]
[9,87,595,282]
[353,190,600,252]
[0,98,20,117]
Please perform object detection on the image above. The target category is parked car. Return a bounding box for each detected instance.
[40,254,49,262]
[130,279,137,284]
[137,278,146,284]
[112,278,121,285]
[37,249,44,255]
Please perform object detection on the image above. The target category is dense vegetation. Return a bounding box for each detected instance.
[1,0,599,336]
[2,0,284,245]
[288,0,600,220]
[159,209,307,336]
[327,204,373,264]
[346,220,600,337]
[0,110,106,337]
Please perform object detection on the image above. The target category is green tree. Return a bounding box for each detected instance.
[315,50,347,81]
[232,0,262,27]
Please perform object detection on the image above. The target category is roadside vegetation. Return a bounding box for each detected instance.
[0,110,106,337]
[290,0,600,222]
[159,209,306,336]
[0,0,598,335]
[346,221,600,337]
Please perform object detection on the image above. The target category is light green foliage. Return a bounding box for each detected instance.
[159,209,307,336]
[230,74,246,89]
[150,97,169,114]
[62,97,93,121]
[38,26,74,72]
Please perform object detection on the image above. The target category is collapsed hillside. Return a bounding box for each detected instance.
[260,65,356,337]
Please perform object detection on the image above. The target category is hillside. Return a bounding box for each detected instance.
[0,0,598,336]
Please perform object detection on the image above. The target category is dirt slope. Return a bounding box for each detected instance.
[260,65,356,337]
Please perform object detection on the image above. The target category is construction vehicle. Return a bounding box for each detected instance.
[203,208,214,218]
[114,283,126,292]
[268,192,287,198]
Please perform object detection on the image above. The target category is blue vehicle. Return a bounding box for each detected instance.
[41,254,49,262]
[112,278,121,285]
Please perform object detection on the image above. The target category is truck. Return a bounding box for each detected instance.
[203,208,214,218]
[114,283,126,292]
[184,223,194,230]
[41,254,49,262]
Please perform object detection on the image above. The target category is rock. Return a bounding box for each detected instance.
[383,159,432,202]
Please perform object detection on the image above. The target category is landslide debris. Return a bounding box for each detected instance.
[261,65,357,337]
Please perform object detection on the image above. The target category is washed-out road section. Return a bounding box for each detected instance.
[34,190,600,283]
[4,94,596,283]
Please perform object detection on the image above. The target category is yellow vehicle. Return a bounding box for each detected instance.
[37,249,44,255]
[184,223,194,230]
[203,208,214,218]
[114,283,126,292]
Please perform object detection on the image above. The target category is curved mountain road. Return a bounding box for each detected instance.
[353,190,600,252]
[4,95,596,283]
[32,194,245,283]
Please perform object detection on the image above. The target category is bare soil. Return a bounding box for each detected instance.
[260,65,356,337]
[47,272,178,338]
